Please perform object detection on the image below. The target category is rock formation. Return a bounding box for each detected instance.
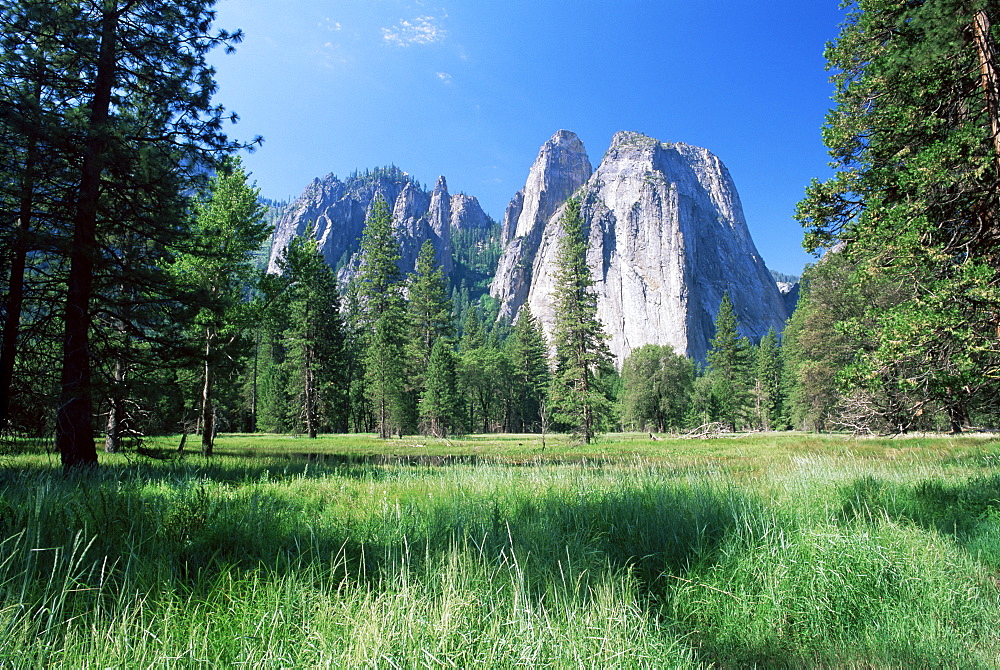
[490,130,593,321]
[268,167,492,283]
[777,281,800,315]
[491,131,788,363]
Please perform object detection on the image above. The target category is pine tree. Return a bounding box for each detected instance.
[407,240,454,370]
[0,0,254,468]
[796,1,1000,432]
[255,272,292,433]
[419,337,461,437]
[355,197,408,438]
[406,239,453,431]
[507,307,551,432]
[281,233,346,437]
[549,198,615,443]
[750,327,782,431]
[705,293,750,432]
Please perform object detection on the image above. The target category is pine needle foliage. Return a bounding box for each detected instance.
[549,198,615,443]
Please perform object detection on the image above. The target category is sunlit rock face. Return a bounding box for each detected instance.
[268,169,491,283]
[495,130,788,363]
[490,130,593,322]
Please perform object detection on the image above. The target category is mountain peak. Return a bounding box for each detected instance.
[490,130,593,320]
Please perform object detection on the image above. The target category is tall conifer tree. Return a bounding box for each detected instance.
[549,198,615,443]
[1,0,254,468]
[355,198,408,438]
[419,337,461,437]
[508,307,550,432]
[281,233,346,437]
[705,293,750,432]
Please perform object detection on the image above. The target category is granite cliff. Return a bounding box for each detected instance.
[490,131,789,363]
[267,166,494,284]
[268,131,791,364]
[491,130,593,322]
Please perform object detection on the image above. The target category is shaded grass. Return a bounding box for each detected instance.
[0,433,998,666]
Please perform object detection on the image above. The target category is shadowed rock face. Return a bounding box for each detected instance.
[268,169,491,283]
[496,131,788,363]
[490,130,593,321]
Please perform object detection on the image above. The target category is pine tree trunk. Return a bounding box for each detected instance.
[973,10,1000,175]
[105,359,125,453]
[305,347,317,439]
[56,7,117,470]
[201,326,215,456]
[250,332,258,432]
[0,108,39,432]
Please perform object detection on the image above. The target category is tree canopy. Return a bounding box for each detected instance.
[795,0,1000,432]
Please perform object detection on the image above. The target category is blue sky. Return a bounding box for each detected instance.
[208,1,846,276]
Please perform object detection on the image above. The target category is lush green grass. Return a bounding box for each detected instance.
[1,432,999,667]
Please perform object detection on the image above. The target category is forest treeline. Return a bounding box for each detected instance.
[4,1,1000,470]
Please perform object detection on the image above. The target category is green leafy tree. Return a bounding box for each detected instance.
[549,198,616,443]
[705,293,750,432]
[172,157,269,455]
[782,254,860,431]
[796,1,1000,432]
[621,344,696,433]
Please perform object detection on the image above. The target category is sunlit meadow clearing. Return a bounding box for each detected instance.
[1,432,998,667]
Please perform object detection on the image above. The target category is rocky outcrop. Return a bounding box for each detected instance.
[490,130,593,321]
[494,131,788,363]
[268,167,492,282]
[450,193,492,231]
[777,281,800,315]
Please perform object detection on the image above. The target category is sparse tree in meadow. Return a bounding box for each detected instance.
[172,157,270,455]
[705,293,750,432]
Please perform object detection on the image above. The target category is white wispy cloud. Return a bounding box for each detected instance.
[381,16,446,47]
[436,71,453,84]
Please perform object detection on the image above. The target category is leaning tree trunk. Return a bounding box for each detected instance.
[201,325,216,456]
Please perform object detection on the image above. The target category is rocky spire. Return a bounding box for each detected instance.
[427,175,453,276]
[490,130,593,321]
[499,130,788,363]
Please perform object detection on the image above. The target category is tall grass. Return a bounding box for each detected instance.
[0,435,998,667]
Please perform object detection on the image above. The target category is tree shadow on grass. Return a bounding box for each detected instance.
[6,459,988,666]
[0,459,758,596]
[839,473,1000,566]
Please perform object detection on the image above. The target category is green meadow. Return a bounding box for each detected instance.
[1,432,999,667]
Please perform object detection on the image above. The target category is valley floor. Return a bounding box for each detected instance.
[1,432,998,667]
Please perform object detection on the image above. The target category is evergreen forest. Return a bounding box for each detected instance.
[4,1,1000,465]
[3,2,1000,667]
